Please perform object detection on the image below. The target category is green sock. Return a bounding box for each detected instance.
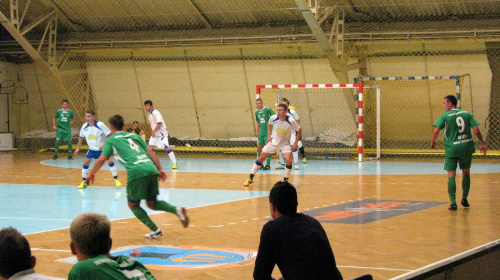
[54,142,59,156]
[131,206,158,231]
[462,175,470,199]
[153,200,177,214]
[68,142,73,154]
[266,155,271,166]
[448,177,456,205]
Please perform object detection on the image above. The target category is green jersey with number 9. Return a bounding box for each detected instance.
[102,131,159,181]
[433,109,479,157]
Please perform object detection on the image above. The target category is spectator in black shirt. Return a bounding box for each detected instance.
[127,121,145,140]
[253,181,343,280]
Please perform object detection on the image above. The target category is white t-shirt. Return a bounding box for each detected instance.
[148,108,168,138]
[10,268,64,280]
[268,114,301,146]
[79,120,110,151]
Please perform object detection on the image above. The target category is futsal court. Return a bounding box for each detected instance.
[0,150,499,279]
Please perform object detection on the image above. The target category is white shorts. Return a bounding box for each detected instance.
[262,142,292,154]
[149,135,170,149]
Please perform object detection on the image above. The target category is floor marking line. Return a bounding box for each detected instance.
[338,265,412,272]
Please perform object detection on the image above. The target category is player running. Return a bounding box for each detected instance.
[74,110,121,189]
[86,114,188,238]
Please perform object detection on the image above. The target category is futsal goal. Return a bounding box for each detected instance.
[354,75,471,159]
[256,84,381,161]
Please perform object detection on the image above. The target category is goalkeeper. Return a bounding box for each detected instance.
[255,98,274,170]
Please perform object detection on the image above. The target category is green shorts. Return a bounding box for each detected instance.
[257,134,268,146]
[127,174,159,201]
[444,154,473,171]
[56,129,72,142]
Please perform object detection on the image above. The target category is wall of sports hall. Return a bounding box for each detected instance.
[1,39,499,157]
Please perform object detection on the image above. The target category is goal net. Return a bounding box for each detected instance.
[355,75,470,158]
[257,84,378,161]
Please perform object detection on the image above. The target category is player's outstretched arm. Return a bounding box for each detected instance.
[86,154,108,185]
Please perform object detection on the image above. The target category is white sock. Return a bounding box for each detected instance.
[251,163,260,174]
[82,168,88,180]
[168,150,177,164]
[109,165,118,178]
[293,151,299,165]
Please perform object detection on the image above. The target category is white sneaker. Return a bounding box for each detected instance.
[177,207,189,228]
[294,164,299,170]
[144,228,162,239]
[275,164,285,170]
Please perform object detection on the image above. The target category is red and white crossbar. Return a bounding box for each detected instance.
[256,84,364,161]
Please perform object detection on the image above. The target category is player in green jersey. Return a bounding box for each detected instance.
[52,99,75,160]
[69,213,155,279]
[431,95,487,210]
[255,98,274,170]
[86,115,189,238]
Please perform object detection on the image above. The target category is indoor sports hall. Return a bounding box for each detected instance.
[1,1,500,279]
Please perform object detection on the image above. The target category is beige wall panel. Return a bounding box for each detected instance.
[87,61,144,125]
[189,60,252,139]
[302,58,339,84]
[186,47,241,57]
[245,59,306,89]
[368,56,428,77]
[425,54,491,130]
[20,64,62,132]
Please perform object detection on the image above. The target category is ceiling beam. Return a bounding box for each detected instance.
[41,0,83,32]
[20,10,55,35]
[0,9,81,121]
[187,0,213,30]
[293,0,348,83]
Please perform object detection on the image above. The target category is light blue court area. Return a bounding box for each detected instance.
[0,184,268,235]
[41,157,500,175]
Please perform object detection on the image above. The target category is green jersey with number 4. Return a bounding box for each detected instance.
[102,132,159,181]
[68,255,155,280]
[433,109,479,157]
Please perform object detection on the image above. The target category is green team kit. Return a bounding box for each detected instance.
[255,106,274,145]
[55,108,74,141]
[68,255,154,280]
[433,109,479,170]
[101,132,159,200]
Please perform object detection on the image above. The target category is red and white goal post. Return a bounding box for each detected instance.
[256,84,381,162]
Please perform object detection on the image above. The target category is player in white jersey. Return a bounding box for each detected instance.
[244,104,302,186]
[276,98,301,170]
[144,100,178,169]
[74,110,121,189]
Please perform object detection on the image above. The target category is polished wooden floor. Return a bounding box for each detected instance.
[0,151,499,280]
